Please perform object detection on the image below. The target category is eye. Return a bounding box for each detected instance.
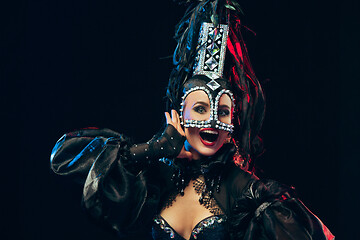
[193,105,207,114]
[218,108,230,117]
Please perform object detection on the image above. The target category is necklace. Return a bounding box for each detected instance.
[193,177,224,215]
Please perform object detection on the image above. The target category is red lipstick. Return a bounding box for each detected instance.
[199,128,219,146]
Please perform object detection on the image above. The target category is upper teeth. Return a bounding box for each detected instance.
[202,130,218,135]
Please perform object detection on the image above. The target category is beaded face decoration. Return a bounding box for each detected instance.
[180,76,235,133]
[179,22,235,133]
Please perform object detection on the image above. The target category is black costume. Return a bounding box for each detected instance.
[51,1,334,239]
[51,127,334,239]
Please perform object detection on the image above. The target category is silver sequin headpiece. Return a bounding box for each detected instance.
[193,22,229,80]
[179,22,234,133]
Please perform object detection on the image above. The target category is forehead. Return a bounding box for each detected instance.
[185,90,209,103]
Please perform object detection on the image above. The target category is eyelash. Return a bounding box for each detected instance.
[218,109,230,116]
[193,105,207,114]
[193,106,230,116]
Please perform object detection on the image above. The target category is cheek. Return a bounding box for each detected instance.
[218,130,229,142]
[220,115,232,124]
[184,127,201,147]
[185,127,196,138]
[183,107,191,119]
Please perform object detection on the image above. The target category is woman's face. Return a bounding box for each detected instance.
[183,90,232,157]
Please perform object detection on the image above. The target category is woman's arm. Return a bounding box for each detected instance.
[50,110,189,237]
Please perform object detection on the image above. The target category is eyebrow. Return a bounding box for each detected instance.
[192,101,209,108]
[218,104,231,108]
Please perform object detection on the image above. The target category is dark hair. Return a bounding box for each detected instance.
[166,0,265,170]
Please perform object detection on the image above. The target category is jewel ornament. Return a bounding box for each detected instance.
[179,80,235,133]
[193,23,229,80]
[179,22,235,133]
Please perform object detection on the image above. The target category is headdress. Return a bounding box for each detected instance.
[166,0,266,170]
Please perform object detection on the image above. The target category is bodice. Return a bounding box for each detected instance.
[152,215,228,240]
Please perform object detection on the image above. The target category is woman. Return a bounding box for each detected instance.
[50,1,334,239]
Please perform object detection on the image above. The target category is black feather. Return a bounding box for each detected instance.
[166,0,265,171]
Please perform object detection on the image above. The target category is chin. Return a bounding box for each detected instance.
[197,147,221,156]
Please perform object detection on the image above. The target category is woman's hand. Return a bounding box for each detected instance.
[165,110,192,160]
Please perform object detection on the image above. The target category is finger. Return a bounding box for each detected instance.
[171,110,177,125]
[177,123,185,136]
[171,109,178,126]
[165,112,172,125]
[174,110,181,123]
[177,112,186,133]
[173,110,185,135]
[175,110,183,130]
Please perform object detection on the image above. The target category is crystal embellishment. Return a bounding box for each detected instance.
[207,43,220,55]
[207,80,221,91]
[192,22,229,80]
[154,217,175,239]
[191,215,226,239]
[205,57,218,70]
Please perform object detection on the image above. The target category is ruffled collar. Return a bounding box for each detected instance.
[173,143,236,178]
[168,143,236,196]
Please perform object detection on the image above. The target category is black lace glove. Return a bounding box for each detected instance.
[127,124,185,170]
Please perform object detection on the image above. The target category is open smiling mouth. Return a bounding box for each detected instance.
[199,128,219,146]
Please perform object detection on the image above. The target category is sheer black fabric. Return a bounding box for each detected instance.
[50,128,334,240]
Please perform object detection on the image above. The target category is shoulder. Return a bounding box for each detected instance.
[222,164,259,197]
[222,164,294,204]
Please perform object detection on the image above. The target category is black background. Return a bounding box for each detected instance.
[1,0,359,239]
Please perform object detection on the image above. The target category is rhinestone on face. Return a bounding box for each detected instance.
[180,85,235,133]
